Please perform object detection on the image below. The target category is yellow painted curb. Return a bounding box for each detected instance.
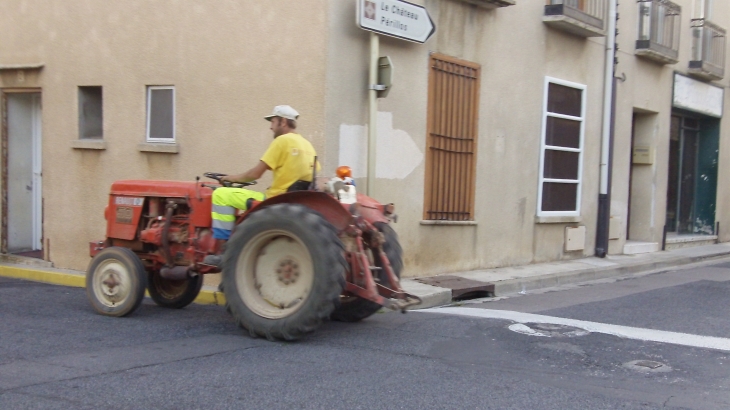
[0,264,226,306]
[0,265,85,287]
[194,290,227,306]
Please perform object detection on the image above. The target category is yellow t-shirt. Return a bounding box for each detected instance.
[260,133,320,197]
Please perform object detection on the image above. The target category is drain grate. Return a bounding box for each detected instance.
[414,275,495,300]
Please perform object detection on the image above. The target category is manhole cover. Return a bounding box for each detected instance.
[623,360,672,373]
[508,323,590,338]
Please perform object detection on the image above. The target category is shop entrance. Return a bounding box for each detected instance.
[665,113,719,236]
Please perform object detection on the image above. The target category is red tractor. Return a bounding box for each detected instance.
[85,169,421,340]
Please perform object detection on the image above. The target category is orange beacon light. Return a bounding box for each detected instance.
[336,166,352,179]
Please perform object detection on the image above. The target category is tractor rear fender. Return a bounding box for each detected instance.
[355,193,390,225]
[240,191,355,231]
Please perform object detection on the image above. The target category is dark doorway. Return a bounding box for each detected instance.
[666,114,719,235]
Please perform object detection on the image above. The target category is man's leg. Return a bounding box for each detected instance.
[204,187,265,267]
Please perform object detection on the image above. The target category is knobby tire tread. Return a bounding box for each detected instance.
[222,204,346,341]
[148,273,204,309]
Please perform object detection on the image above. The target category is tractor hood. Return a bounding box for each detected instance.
[110,180,212,200]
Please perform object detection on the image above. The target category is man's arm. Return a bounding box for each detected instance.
[222,161,270,183]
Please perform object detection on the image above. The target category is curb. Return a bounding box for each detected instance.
[4,244,730,312]
[0,263,227,306]
[493,249,730,296]
[419,246,730,304]
[0,265,85,287]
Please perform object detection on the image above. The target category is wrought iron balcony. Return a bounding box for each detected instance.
[453,0,515,8]
[543,0,607,37]
[688,19,726,81]
[635,0,681,64]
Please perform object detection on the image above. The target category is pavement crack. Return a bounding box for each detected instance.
[1,344,271,394]
[8,390,119,410]
[663,395,674,407]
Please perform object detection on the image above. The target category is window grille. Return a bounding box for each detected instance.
[636,0,681,63]
[690,18,726,79]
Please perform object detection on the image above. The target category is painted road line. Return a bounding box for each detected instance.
[0,264,226,306]
[424,307,730,352]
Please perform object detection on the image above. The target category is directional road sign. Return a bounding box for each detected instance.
[357,0,436,44]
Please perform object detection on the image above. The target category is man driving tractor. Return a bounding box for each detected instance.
[203,105,319,267]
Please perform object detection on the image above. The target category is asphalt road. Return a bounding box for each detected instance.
[2,259,730,409]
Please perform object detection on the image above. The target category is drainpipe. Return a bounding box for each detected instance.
[595,0,618,258]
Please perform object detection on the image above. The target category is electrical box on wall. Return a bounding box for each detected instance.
[565,226,586,251]
[608,216,622,240]
[632,145,655,165]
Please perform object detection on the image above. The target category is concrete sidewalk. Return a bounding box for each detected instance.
[400,242,730,309]
[3,243,730,310]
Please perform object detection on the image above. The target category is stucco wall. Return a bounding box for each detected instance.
[0,0,328,271]
[3,0,729,279]
[326,0,606,277]
[609,0,730,253]
[702,0,730,243]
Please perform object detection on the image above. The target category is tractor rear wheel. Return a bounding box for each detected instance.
[222,204,346,341]
[330,222,403,322]
[148,272,203,309]
[86,247,147,317]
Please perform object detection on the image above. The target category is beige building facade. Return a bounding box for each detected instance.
[1,0,728,279]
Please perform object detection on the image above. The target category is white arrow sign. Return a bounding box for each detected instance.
[357,0,436,44]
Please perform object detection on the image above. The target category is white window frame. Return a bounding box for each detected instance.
[537,77,587,217]
[146,85,176,143]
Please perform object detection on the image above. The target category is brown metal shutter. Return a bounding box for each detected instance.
[423,53,480,221]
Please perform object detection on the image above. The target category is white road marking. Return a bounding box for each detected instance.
[508,323,550,337]
[424,307,730,352]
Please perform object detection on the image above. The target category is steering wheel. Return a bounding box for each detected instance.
[203,172,257,188]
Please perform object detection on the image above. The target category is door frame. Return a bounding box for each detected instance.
[1,88,42,254]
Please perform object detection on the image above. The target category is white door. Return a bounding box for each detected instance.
[7,93,42,253]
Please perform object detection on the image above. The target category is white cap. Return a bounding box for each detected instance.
[264,105,299,121]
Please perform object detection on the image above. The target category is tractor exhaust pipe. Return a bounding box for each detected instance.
[159,200,193,281]
[159,265,190,281]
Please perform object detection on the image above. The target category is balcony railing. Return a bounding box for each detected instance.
[544,0,607,37]
[636,0,681,64]
[689,19,726,80]
[454,0,515,8]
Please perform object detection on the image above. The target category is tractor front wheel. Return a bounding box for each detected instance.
[86,247,147,317]
[148,272,203,309]
[222,204,346,341]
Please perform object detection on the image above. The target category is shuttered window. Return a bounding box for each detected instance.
[537,77,586,216]
[423,54,480,221]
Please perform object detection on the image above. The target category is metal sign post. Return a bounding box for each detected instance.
[367,32,379,197]
[356,0,435,195]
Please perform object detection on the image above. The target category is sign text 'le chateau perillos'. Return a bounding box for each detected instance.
[357,0,435,43]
